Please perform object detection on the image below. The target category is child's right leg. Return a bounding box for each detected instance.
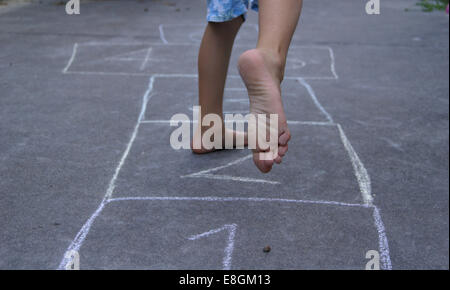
[238,0,303,173]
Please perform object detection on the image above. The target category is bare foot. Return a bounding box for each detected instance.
[191,128,248,154]
[238,48,291,173]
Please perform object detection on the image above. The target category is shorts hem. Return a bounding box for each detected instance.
[207,13,247,23]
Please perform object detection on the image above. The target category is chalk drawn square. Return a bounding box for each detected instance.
[66,44,197,76]
[79,200,378,269]
[64,43,337,79]
[142,77,332,124]
[112,120,362,204]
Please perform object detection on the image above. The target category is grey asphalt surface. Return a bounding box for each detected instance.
[0,0,448,270]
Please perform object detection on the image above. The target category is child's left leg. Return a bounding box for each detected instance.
[192,17,246,154]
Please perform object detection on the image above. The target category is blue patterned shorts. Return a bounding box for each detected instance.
[207,0,258,22]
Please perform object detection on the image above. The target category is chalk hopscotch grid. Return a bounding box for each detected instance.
[58,36,391,269]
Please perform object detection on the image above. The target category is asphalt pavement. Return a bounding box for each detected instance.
[0,0,448,269]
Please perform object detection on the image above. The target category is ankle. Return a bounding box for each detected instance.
[256,48,286,83]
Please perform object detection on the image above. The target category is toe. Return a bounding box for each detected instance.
[274,155,282,164]
[278,144,288,157]
[253,153,274,173]
[279,130,291,146]
[262,159,274,172]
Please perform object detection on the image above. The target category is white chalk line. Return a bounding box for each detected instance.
[62,42,78,73]
[109,196,369,208]
[185,174,280,185]
[188,224,237,270]
[297,78,372,205]
[140,47,153,71]
[296,78,380,256]
[223,224,237,271]
[183,154,251,176]
[297,78,334,123]
[104,76,154,200]
[159,24,168,45]
[337,124,373,206]
[373,206,392,270]
[58,76,155,269]
[188,226,228,240]
[327,46,339,80]
[57,199,108,270]
[62,70,152,77]
[108,57,145,61]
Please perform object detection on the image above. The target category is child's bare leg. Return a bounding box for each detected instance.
[192,17,246,154]
[238,0,303,172]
